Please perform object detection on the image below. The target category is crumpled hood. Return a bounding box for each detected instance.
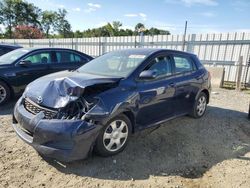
[24,71,121,108]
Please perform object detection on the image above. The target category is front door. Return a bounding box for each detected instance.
[136,54,176,126]
[11,51,52,93]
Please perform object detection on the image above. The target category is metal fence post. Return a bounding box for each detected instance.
[71,38,74,50]
[98,37,101,56]
[134,36,137,48]
[248,102,250,120]
[186,34,195,53]
[101,37,107,55]
[75,38,78,50]
[236,56,243,91]
[29,39,31,47]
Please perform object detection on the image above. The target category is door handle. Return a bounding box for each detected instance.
[169,83,175,87]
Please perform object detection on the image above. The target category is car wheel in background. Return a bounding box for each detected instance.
[0,81,10,105]
[190,92,208,118]
[94,114,132,157]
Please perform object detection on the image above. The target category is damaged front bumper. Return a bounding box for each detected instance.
[12,98,102,162]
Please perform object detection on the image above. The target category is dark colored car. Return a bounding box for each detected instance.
[12,48,211,162]
[0,48,93,105]
[0,43,22,56]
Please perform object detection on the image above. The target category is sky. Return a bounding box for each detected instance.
[16,0,250,34]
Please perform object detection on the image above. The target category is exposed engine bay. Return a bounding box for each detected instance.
[56,83,114,120]
[23,75,120,121]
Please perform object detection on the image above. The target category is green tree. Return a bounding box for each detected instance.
[135,23,145,32]
[55,9,72,38]
[0,0,20,38]
[148,27,170,35]
[41,10,57,38]
[112,21,122,36]
[17,1,41,26]
[74,30,83,38]
[0,0,41,38]
[104,23,115,36]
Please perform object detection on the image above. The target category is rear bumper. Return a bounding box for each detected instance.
[12,98,101,162]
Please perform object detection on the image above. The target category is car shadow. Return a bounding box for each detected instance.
[0,98,18,116]
[29,106,250,180]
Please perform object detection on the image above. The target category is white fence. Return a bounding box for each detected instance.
[1,32,250,85]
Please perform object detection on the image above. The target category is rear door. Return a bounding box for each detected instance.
[50,50,89,72]
[172,54,200,115]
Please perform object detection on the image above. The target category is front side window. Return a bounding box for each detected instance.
[144,55,172,78]
[56,51,84,63]
[24,52,51,64]
[173,56,195,73]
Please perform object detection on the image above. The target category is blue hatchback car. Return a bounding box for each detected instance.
[13,49,211,162]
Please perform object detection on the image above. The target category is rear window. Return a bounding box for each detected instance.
[0,47,12,56]
[173,56,196,73]
[56,51,85,63]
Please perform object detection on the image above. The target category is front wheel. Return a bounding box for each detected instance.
[190,92,207,118]
[94,114,131,157]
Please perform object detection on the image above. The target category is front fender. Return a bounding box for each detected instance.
[85,88,139,125]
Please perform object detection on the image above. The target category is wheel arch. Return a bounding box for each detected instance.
[0,77,14,97]
[197,89,210,104]
[122,110,136,133]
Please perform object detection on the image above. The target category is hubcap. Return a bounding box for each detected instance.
[0,85,7,103]
[197,96,207,116]
[103,120,128,152]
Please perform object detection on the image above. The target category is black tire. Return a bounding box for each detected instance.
[190,92,208,118]
[94,114,132,157]
[0,81,11,105]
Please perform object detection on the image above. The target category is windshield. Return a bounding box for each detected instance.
[78,51,147,77]
[0,48,30,65]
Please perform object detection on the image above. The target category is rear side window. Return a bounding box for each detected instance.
[56,51,85,63]
[24,52,52,64]
[173,56,196,73]
[144,55,172,78]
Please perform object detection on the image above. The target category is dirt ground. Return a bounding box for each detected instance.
[0,89,249,188]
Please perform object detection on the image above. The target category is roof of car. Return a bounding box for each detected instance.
[12,47,196,58]
[23,47,82,51]
[19,47,93,59]
[111,48,196,56]
[0,43,22,48]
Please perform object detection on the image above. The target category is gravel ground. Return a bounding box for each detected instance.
[0,89,249,188]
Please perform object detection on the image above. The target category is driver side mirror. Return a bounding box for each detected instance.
[139,70,157,80]
[19,60,32,67]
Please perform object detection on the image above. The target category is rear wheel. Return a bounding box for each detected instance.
[94,114,131,157]
[0,81,10,105]
[190,92,207,118]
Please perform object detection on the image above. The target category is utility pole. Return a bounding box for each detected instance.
[182,21,188,51]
